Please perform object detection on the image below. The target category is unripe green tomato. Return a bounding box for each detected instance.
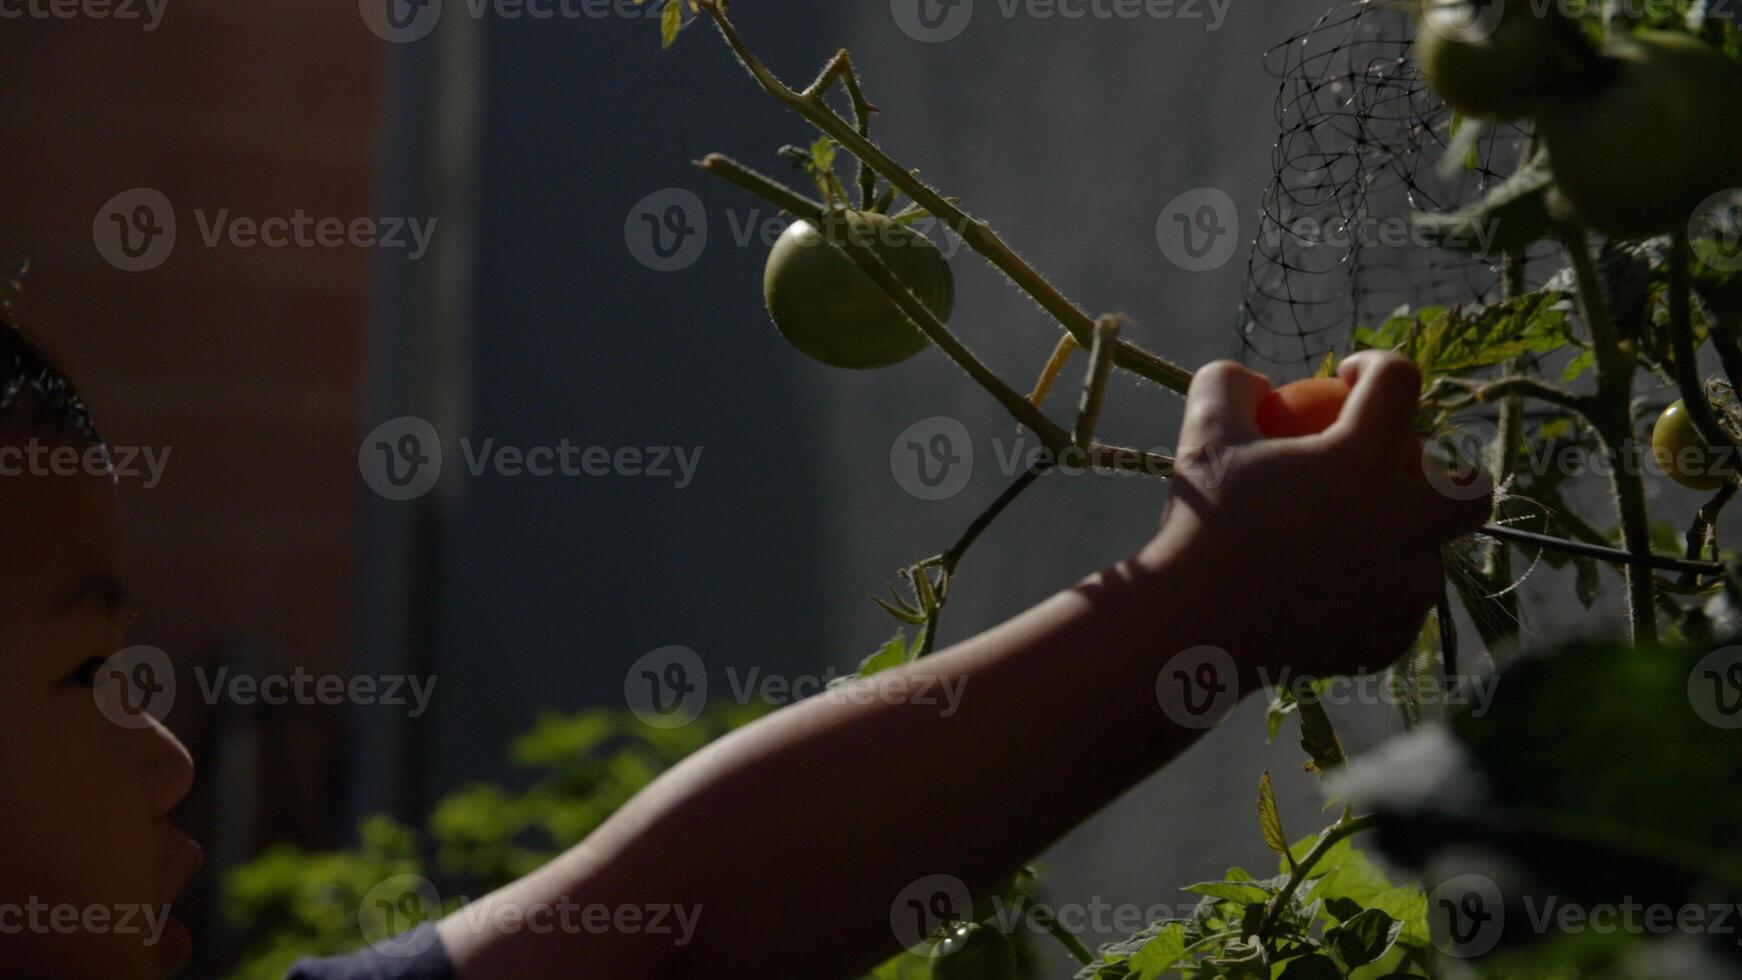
[1541,31,1742,238]
[1413,0,1589,119]
[1652,399,1729,490]
[763,211,953,370]
[930,923,1018,980]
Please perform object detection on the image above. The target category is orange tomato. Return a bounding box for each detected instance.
[1255,377,1351,438]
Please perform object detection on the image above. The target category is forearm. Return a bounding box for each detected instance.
[440,547,1245,978]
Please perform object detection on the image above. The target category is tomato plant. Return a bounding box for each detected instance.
[763,210,953,370]
[654,3,1742,978]
[1413,0,1592,119]
[1540,31,1742,237]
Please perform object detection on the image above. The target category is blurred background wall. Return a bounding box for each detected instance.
[1,2,1431,977]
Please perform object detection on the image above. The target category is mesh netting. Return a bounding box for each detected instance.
[1236,0,1556,375]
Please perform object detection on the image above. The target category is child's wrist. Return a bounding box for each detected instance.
[1126,537,1271,705]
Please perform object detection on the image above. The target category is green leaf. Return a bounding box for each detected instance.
[659,0,682,49]
[1072,921,1185,980]
[1183,880,1271,905]
[1293,837,1394,909]
[1324,908,1401,968]
[1322,896,1364,923]
[857,632,912,677]
[1267,690,1299,745]
[1296,696,1346,775]
[1367,886,1429,948]
[810,137,839,177]
[1560,348,1595,381]
[1353,293,1574,381]
[1259,771,1292,865]
[1125,922,1189,979]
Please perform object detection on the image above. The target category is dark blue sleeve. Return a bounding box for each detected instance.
[284,926,454,980]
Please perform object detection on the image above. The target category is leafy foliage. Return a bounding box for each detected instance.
[222,706,759,979]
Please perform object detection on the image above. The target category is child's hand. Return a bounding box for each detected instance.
[1141,352,1491,683]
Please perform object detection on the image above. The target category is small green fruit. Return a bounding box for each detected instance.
[763,211,953,370]
[1652,399,1729,491]
[1413,0,1590,119]
[1541,31,1742,238]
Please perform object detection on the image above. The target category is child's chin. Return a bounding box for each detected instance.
[155,915,192,975]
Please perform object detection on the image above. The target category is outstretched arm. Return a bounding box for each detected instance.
[436,352,1488,979]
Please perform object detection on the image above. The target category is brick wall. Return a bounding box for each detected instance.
[0,0,386,893]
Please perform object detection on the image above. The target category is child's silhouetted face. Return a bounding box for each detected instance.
[0,408,201,974]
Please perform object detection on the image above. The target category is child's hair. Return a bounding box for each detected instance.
[0,289,102,445]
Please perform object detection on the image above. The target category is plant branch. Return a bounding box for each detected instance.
[1680,483,1737,589]
[1668,229,1740,467]
[1257,814,1378,939]
[1073,317,1120,450]
[1479,522,1723,576]
[804,50,879,210]
[696,153,824,216]
[696,1,1194,394]
[1567,226,1658,642]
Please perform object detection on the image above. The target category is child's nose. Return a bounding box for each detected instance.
[135,716,196,815]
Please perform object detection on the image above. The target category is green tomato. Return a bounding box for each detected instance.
[1652,399,1728,491]
[1541,31,1742,238]
[1413,0,1589,119]
[929,923,1018,980]
[763,211,953,370]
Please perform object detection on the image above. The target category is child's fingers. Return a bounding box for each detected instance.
[1330,351,1422,462]
[1178,361,1272,452]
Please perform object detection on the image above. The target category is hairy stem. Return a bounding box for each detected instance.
[1257,814,1378,939]
[1668,230,1740,464]
[697,1,1194,394]
[1567,227,1657,642]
